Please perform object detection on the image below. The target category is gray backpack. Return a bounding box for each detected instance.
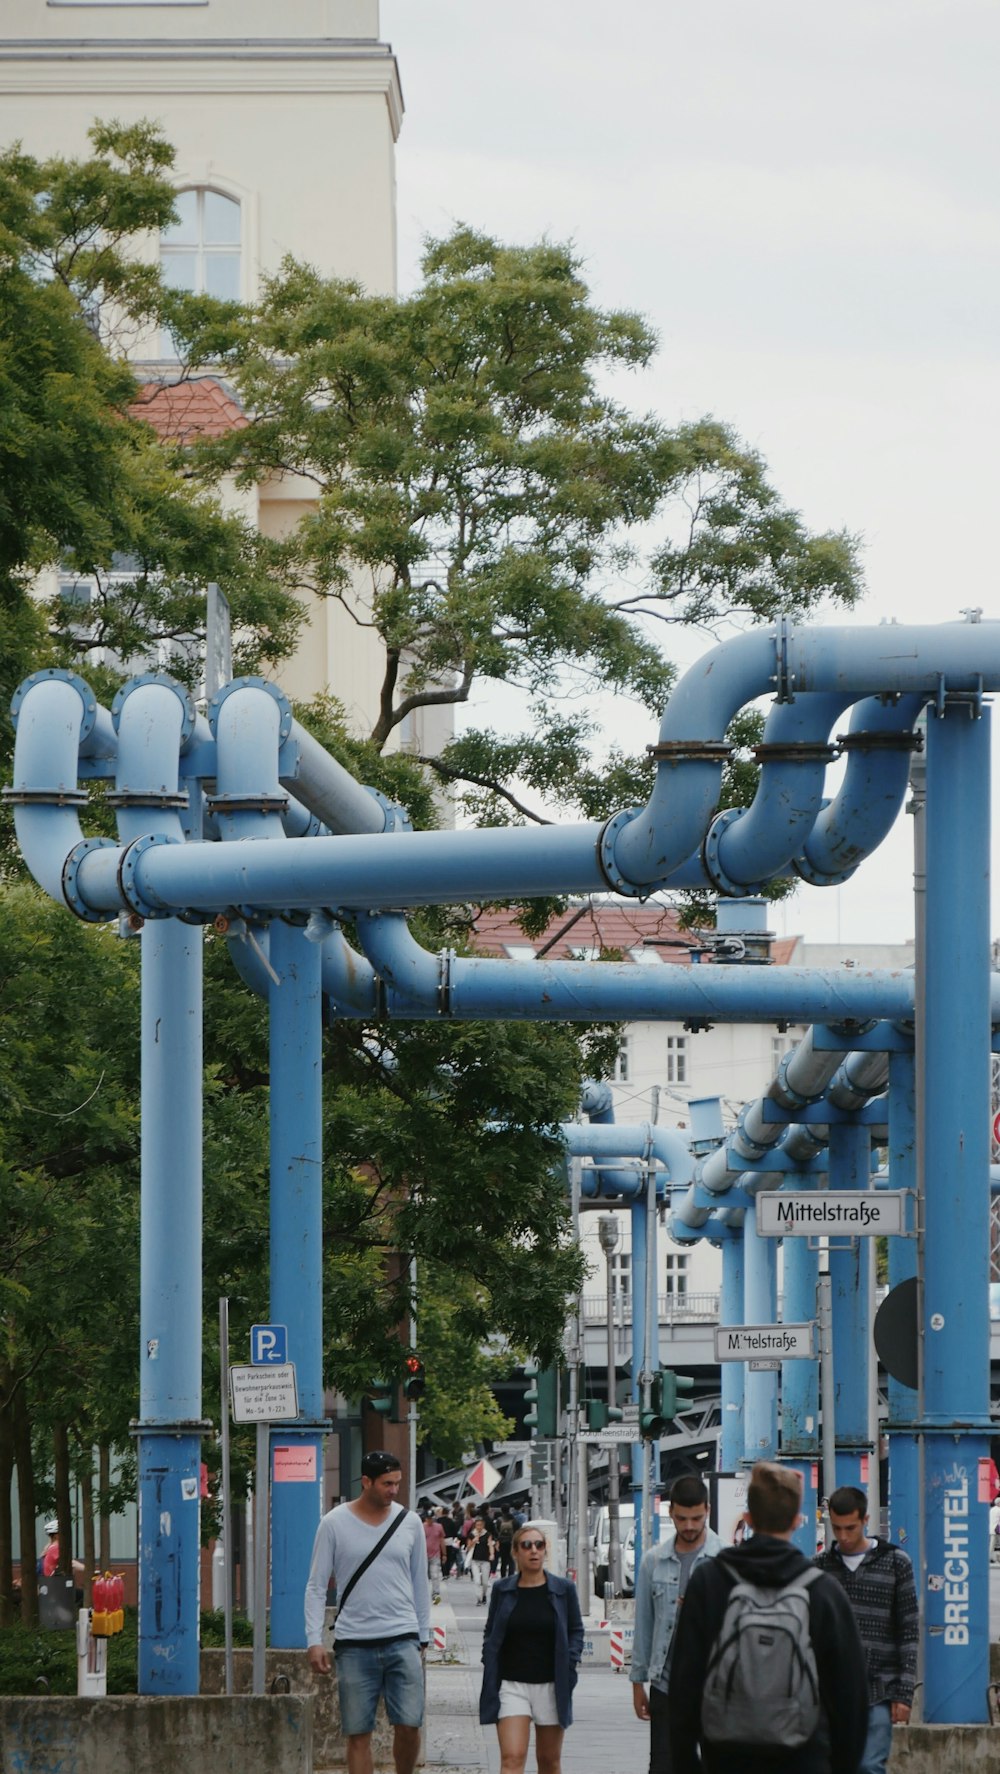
[700,1565,822,1749]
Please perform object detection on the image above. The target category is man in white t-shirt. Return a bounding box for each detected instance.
[305,1451,430,1774]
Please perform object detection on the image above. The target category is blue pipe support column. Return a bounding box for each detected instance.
[827,1121,871,1489]
[630,1197,650,1567]
[920,699,992,1725]
[886,1049,919,1557]
[742,1203,778,1463]
[137,920,205,1695]
[719,1239,744,1471]
[268,920,325,1647]
[781,1182,821,1556]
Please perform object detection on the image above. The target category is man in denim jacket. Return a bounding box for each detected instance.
[631,1475,721,1774]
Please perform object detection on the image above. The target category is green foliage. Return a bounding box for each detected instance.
[0,1608,252,1694]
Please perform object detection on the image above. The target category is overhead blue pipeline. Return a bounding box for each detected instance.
[560,1121,694,1200]
[792,693,923,886]
[574,1079,649,1198]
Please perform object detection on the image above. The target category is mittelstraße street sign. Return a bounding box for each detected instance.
[230,1362,299,1423]
[756,1191,907,1237]
[715,1322,815,1361]
[578,1424,638,1444]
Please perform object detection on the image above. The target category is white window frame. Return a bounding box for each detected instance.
[666,1034,687,1085]
[664,1250,689,1296]
[613,1038,630,1084]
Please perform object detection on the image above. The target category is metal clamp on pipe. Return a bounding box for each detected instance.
[62,837,120,922]
[117,831,183,921]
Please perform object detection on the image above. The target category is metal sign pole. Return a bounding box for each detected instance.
[253,1420,269,1694]
[219,1298,234,1696]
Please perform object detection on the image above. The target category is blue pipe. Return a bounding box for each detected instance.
[719,1240,745,1470]
[794,694,923,884]
[781,1182,820,1464]
[267,921,325,1647]
[920,699,991,1723]
[827,1122,871,1487]
[886,1049,919,1557]
[742,1202,778,1462]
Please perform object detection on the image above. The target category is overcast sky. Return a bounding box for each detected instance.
[381,2,1000,946]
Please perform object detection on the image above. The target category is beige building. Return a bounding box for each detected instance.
[0,1,441,744]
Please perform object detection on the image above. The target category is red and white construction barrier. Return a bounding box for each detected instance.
[609,1626,625,1672]
[432,1622,447,1656]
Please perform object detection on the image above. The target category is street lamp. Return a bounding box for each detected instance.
[598,1215,622,1598]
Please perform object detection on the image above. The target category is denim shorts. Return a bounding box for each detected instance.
[336,1636,424,1736]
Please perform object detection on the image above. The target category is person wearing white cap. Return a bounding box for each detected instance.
[40,1518,83,1583]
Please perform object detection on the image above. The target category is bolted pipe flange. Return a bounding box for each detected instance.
[364,788,412,832]
[208,675,292,742]
[701,808,759,898]
[596,807,647,896]
[10,668,101,741]
[117,832,180,920]
[791,848,858,888]
[111,673,195,745]
[62,837,119,922]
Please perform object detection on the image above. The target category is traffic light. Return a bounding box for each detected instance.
[363,1380,399,1421]
[522,1362,560,1437]
[403,1354,426,1400]
[585,1399,623,1431]
[639,1369,694,1439]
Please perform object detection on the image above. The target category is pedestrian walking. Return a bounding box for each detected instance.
[468,1514,497,1605]
[668,1461,868,1773]
[814,1485,918,1774]
[423,1507,446,1603]
[305,1451,430,1774]
[631,1474,722,1774]
[479,1521,584,1774]
[496,1505,517,1579]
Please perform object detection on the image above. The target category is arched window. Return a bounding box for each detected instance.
[160,188,241,354]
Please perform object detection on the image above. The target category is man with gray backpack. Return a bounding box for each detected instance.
[668,1462,868,1773]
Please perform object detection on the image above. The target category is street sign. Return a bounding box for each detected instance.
[578,1427,638,1445]
[756,1191,906,1237]
[250,1323,288,1364]
[467,1456,502,1499]
[230,1362,298,1422]
[620,1403,640,1423]
[715,1322,815,1361]
[748,1359,780,1372]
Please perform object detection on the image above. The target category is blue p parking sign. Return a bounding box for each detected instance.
[250,1323,287,1364]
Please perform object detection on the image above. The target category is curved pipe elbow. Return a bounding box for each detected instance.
[8,673,98,904]
[794,693,923,884]
[210,682,289,842]
[353,911,444,1016]
[319,924,379,1020]
[113,677,193,846]
[580,1079,616,1123]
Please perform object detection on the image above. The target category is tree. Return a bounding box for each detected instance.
[196,226,862,821]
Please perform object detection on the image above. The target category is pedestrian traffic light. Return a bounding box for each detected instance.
[585,1399,624,1431]
[363,1380,399,1421]
[403,1355,426,1400]
[522,1363,560,1437]
[639,1369,694,1439]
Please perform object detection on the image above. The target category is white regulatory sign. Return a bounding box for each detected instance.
[756,1191,907,1238]
[715,1323,815,1362]
[230,1362,299,1423]
[578,1425,639,1444]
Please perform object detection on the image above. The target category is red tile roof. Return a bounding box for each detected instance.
[132,376,248,443]
[470,900,799,968]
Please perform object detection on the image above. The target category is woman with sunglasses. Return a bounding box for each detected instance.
[479,1521,584,1774]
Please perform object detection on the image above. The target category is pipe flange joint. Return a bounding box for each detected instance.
[701,808,759,898]
[645,738,733,765]
[751,740,839,764]
[208,676,292,743]
[835,728,923,753]
[3,783,88,808]
[204,791,290,816]
[105,789,190,810]
[10,667,101,742]
[62,837,119,922]
[111,673,195,745]
[791,849,858,888]
[117,832,180,920]
[596,807,646,896]
[364,788,413,833]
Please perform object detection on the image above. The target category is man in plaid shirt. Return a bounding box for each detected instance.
[815,1486,918,1774]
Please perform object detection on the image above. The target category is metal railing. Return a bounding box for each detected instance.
[581,1290,721,1325]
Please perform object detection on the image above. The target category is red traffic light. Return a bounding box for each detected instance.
[403,1355,425,1399]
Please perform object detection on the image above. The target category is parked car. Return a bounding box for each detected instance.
[592,1504,634,1597]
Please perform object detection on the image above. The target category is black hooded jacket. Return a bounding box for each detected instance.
[668,1533,869,1774]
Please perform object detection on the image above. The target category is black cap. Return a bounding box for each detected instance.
[361,1450,402,1479]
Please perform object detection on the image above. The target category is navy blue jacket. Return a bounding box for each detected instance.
[479,1573,585,1728]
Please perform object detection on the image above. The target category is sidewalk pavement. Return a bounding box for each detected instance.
[423,1580,648,1774]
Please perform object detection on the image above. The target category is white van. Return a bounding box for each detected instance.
[591,1504,634,1596]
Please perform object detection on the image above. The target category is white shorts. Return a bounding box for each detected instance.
[497,1680,560,1726]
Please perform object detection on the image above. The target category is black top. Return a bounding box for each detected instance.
[498,1581,556,1683]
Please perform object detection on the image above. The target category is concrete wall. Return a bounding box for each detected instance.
[889,1726,1000,1770]
[200,1647,395,1771]
[0,1695,311,1774]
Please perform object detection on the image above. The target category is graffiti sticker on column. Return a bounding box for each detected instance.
[757,1192,908,1236]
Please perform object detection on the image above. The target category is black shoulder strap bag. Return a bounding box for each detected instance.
[335,1506,409,1624]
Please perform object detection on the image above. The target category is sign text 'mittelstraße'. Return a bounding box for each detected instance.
[756,1191,907,1237]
